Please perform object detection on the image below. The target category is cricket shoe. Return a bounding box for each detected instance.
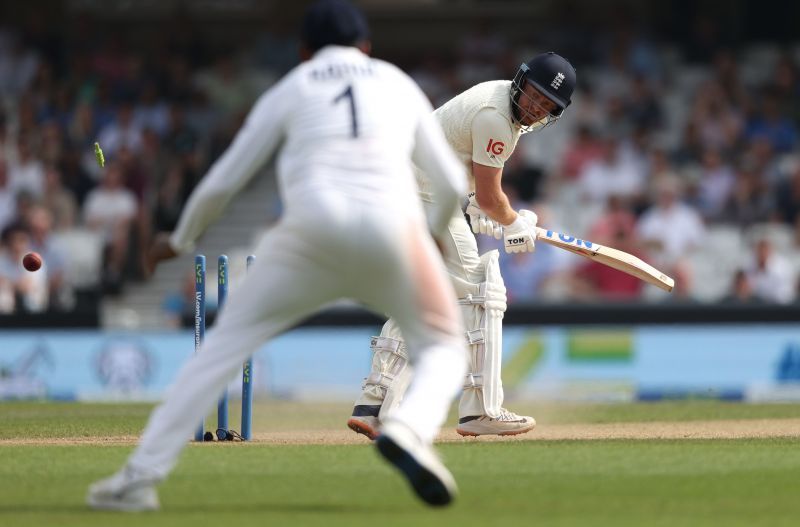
[86,464,161,512]
[376,420,457,507]
[456,408,536,437]
[347,404,381,440]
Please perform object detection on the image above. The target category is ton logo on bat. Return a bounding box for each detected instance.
[545,230,594,249]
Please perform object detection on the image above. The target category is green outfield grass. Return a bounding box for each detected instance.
[1,401,799,526]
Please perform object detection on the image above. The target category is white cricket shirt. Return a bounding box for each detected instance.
[416,80,523,198]
[170,46,466,252]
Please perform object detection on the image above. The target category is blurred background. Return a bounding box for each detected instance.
[1,0,799,404]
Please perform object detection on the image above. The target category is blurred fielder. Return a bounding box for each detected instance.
[88,0,468,510]
[348,52,576,438]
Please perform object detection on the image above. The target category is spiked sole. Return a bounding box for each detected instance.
[347,418,378,440]
[375,435,454,507]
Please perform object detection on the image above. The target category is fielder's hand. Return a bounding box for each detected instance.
[465,193,502,239]
[145,232,179,276]
[503,209,539,253]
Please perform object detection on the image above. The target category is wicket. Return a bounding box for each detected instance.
[194,254,256,441]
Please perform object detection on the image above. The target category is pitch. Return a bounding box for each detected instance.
[2,401,799,526]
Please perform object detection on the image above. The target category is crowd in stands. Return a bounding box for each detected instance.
[0,21,275,314]
[1,15,799,314]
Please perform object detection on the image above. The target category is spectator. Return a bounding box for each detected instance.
[96,102,143,158]
[775,162,800,225]
[59,149,95,207]
[626,74,662,130]
[638,176,705,294]
[711,49,749,110]
[695,148,735,220]
[0,222,48,313]
[558,125,606,181]
[41,165,78,230]
[0,160,16,231]
[744,89,798,154]
[578,135,645,206]
[39,120,64,166]
[647,147,676,190]
[721,164,773,226]
[133,81,171,137]
[8,136,45,198]
[117,145,148,203]
[139,128,171,186]
[0,32,39,99]
[67,101,99,150]
[83,163,138,292]
[690,80,743,154]
[166,104,199,156]
[13,190,37,226]
[26,204,70,310]
[153,161,189,232]
[456,22,507,87]
[0,113,10,158]
[770,53,800,125]
[743,136,782,188]
[673,120,704,166]
[746,239,795,304]
[721,269,759,304]
[193,53,257,117]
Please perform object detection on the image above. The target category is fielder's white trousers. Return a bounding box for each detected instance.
[128,203,465,478]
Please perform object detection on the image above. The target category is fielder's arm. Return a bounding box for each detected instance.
[168,77,294,254]
[412,102,467,238]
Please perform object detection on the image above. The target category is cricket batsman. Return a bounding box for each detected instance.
[348,52,577,438]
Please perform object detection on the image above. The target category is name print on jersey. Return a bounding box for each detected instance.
[486,138,505,156]
[311,62,374,81]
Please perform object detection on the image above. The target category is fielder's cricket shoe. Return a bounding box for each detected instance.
[347,404,381,440]
[456,408,536,437]
[376,420,457,507]
[86,464,161,512]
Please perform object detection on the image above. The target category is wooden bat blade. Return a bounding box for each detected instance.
[534,227,675,292]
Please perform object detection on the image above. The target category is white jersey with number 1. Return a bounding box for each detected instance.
[170,45,466,252]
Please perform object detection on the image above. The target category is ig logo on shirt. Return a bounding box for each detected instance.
[486,139,505,156]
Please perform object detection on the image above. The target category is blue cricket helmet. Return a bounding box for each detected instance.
[512,52,577,117]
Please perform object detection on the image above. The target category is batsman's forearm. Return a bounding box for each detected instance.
[476,193,517,225]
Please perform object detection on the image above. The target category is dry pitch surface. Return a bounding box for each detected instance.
[1,400,799,444]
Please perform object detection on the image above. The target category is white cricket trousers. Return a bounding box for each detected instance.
[128,203,466,478]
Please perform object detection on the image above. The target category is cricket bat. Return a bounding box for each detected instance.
[534,227,675,292]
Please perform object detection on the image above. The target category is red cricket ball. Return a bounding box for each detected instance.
[23,252,43,272]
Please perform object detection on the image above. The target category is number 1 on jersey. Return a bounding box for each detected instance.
[333,84,358,138]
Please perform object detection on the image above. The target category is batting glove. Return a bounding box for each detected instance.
[465,193,502,239]
[502,209,538,254]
